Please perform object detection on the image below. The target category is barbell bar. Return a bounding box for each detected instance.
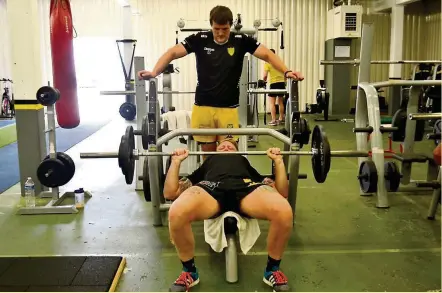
[80,150,369,159]
[101,89,289,96]
[408,113,441,120]
[100,90,196,96]
[79,124,371,186]
[320,59,442,65]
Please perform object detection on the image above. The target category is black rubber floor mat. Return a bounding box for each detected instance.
[0,256,126,292]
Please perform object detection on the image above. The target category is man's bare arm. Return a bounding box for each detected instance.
[253,45,289,75]
[151,44,188,76]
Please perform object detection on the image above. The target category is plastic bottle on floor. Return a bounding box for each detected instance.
[24,177,36,208]
[74,188,85,209]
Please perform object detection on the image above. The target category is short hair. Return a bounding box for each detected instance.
[218,139,238,150]
[209,6,233,26]
[270,49,276,53]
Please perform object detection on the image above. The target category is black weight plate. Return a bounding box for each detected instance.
[36,86,60,106]
[119,102,136,121]
[358,160,378,193]
[301,118,311,146]
[384,161,401,192]
[311,125,331,183]
[391,109,406,142]
[118,135,126,170]
[433,120,441,146]
[143,158,151,202]
[142,115,149,150]
[37,158,68,188]
[44,152,75,185]
[124,126,135,184]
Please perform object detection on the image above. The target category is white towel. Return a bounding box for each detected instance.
[204,211,260,254]
[176,110,190,129]
[161,112,178,130]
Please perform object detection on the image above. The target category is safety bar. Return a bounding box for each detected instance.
[180,28,259,35]
[100,90,196,95]
[408,113,441,120]
[248,89,288,95]
[320,59,442,65]
[369,80,442,88]
[156,128,291,147]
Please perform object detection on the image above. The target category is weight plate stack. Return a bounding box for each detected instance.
[43,152,76,186]
[358,160,378,193]
[37,158,67,188]
[36,86,60,106]
[384,161,401,192]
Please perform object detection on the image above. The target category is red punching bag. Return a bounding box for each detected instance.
[50,0,80,128]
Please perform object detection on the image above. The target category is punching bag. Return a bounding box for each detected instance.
[50,0,80,128]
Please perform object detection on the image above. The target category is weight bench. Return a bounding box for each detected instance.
[223,216,239,283]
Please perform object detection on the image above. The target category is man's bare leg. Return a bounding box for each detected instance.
[239,185,293,291]
[169,186,220,260]
[168,186,220,292]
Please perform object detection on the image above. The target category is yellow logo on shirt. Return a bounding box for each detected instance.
[227,47,235,56]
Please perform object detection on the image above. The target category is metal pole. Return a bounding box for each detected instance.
[320,59,442,65]
[409,113,441,120]
[162,72,172,112]
[157,128,291,148]
[134,57,146,192]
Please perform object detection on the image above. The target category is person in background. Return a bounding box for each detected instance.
[263,49,286,126]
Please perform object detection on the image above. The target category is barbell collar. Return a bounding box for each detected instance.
[134,130,142,135]
[408,113,442,120]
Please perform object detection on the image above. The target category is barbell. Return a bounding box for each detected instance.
[79,125,370,185]
[320,59,442,66]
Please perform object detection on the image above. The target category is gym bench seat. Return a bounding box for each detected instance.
[224,217,239,283]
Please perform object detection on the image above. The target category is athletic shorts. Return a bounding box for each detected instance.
[190,105,239,143]
[195,178,264,216]
[269,82,286,98]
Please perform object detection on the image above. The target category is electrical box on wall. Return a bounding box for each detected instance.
[326,5,363,40]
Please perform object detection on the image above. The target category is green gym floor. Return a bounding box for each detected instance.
[0,115,440,292]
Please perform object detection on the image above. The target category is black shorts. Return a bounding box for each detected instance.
[269,82,286,98]
[196,178,264,216]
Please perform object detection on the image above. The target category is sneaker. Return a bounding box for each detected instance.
[268,120,278,126]
[169,270,200,292]
[263,269,290,292]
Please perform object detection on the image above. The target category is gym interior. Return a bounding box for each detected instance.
[0,0,441,291]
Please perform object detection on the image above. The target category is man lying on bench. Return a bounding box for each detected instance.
[164,139,292,292]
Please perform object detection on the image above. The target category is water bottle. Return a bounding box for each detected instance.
[24,177,36,208]
[74,188,85,209]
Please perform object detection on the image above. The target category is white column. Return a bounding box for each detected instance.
[7,0,44,101]
[389,5,404,78]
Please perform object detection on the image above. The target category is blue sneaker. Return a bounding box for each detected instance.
[169,269,199,292]
[263,269,290,292]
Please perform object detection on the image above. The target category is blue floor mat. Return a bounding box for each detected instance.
[0,120,111,194]
[0,119,15,129]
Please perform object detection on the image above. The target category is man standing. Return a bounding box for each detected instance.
[138,5,303,153]
[263,49,287,126]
